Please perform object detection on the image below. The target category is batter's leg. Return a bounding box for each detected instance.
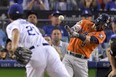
[62,54,74,77]
[73,56,88,77]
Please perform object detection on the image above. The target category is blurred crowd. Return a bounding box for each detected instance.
[0,0,116,61]
[0,0,116,11]
[0,39,15,60]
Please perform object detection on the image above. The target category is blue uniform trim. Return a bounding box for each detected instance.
[29,43,49,50]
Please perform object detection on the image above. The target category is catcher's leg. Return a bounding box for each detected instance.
[46,46,70,77]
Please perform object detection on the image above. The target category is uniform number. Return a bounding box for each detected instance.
[26,26,38,35]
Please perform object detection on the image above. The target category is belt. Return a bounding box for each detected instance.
[29,43,49,50]
[67,51,87,59]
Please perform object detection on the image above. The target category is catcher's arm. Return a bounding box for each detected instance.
[106,41,116,77]
[107,40,116,69]
[11,29,20,53]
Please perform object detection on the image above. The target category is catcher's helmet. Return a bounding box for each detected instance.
[95,13,111,31]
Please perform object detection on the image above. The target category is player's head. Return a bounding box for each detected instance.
[26,11,38,25]
[8,3,23,20]
[94,13,111,31]
[110,34,116,57]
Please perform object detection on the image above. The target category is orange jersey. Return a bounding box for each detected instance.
[68,19,106,58]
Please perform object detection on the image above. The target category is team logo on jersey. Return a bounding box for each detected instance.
[99,34,104,39]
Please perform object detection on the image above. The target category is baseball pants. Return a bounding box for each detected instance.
[62,54,88,77]
[26,45,70,77]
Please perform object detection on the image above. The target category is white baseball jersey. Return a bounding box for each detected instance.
[6,19,47,49]
[6,19,70,77]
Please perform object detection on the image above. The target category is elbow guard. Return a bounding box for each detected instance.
[72,32,86,41]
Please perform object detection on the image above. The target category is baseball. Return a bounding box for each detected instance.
[58,15,64,21]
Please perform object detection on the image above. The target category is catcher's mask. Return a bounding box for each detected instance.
[95,13,111,31]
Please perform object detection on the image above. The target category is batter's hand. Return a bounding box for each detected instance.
[65,25,79,38]
[65,25,73,35]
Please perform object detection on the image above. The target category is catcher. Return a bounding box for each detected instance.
[107,34,116,77]
[106,17,116,77]
[63,13,111,77]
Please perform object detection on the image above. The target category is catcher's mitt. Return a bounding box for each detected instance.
[14,47,32,65]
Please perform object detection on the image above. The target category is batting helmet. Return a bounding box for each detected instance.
[95,13,111,31]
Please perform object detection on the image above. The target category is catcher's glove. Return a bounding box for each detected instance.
[14,47,32,65]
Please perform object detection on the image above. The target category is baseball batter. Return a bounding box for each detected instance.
[63,14,111,77]
[6,3,70,77]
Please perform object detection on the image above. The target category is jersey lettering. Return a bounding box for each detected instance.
[26,26,39,35]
